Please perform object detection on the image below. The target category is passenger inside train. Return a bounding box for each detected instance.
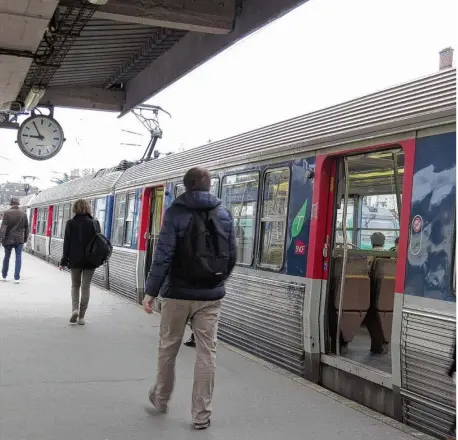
[328,148,402,373]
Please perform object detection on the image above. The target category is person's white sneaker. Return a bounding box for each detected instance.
[1,278,7,282]
[14,280,20,284]
[69,310,79,324]
[78,317,85,325]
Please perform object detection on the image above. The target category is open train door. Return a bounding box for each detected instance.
[144,187,164,283]
[309,140,415,418]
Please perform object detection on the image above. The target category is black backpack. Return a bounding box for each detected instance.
[85,221,113,268]
[176,209,231,287]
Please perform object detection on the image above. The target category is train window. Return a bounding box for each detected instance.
[94,198,106,234]
[52,206,60,237]
[175,184,185,197]
[259,168,290,269]
[334,198,355,246]
[124,194,136,246]
[62,203,71,236]
[56,205,64,238]
[175,178,219,197]
[112,194,127,246]
[358,194,399,250]
[210,178,220,196]
[37,208,46,235]
[221,171,259,265]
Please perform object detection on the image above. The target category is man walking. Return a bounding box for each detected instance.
[0,197,29,283]
[142,167,236,430]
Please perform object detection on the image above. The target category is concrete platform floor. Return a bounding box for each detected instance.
[0,251,432,440]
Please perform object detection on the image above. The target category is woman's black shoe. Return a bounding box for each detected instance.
[184,334,196,347]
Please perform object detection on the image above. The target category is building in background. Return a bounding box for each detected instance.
[0,182,39,205]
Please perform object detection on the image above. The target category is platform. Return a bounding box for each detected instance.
[0,251,432,440]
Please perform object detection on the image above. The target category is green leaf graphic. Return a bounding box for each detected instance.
[291,199,308,238]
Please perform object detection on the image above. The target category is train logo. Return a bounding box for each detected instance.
[294,240,306,255]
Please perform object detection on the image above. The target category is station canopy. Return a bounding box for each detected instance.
[0,0,307,116]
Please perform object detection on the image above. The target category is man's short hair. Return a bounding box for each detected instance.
[371,232,386,247]
[183,167,211,192]
[10,197,20,206]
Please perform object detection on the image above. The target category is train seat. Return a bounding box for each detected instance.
[332,255,370,346]
[367,258,397,354]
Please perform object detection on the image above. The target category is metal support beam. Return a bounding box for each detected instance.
[59,0,236,34]
[0,121,19,129]
[41,86,125,112]
[0,48,34,59]
[122,0,308,115]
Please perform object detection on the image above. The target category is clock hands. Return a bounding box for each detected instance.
[32,122,44,140]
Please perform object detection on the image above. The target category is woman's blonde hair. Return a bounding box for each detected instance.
[73,199,92,216]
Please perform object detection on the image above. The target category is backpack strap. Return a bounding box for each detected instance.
[92,219,101,235]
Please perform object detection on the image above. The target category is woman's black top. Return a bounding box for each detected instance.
[60,214,101,269]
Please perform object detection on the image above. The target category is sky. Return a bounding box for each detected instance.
[0,0,456,189]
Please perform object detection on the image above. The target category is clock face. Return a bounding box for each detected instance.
[17,115,65,161]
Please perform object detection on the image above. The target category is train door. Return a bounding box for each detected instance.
[316,143,413,383]
[144,187,164,280]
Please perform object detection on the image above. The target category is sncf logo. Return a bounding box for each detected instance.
[294,240,306,255]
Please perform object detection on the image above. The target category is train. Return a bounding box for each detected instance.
[23,68,456,439]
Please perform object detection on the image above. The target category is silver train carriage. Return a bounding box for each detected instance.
[28,68,456,439]
[29,168,123,288]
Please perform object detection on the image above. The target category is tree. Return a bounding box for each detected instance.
[51,173,70,185]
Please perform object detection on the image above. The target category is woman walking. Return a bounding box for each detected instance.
[59,199,101,325]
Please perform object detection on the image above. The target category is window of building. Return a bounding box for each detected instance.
[259,168,290,269]
[221,172,259,265]
[94,197,107,234]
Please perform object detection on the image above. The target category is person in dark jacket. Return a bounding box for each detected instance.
[0,197,29,283]
[59,199,100,325]
[142,167,236,430]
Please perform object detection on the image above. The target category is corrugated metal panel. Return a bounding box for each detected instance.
[34,236,47,257]
[92,264,107,289]
[401,310,456,438]
[108,248,137,301]
[116,69,456,190]
[32,171,123,207]
[49,239,63,265]
[48,20,187,88]
[48,237,105,286]
[218,271,305,375]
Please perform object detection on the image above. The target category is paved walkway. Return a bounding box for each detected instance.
[0,251,430,440]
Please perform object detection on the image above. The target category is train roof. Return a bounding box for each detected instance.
[32,169,123,207]
[19,193,37,207]
[116,68,456,191]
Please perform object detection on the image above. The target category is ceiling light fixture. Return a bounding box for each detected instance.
[24,86,46,111]
[87,0,109,4]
